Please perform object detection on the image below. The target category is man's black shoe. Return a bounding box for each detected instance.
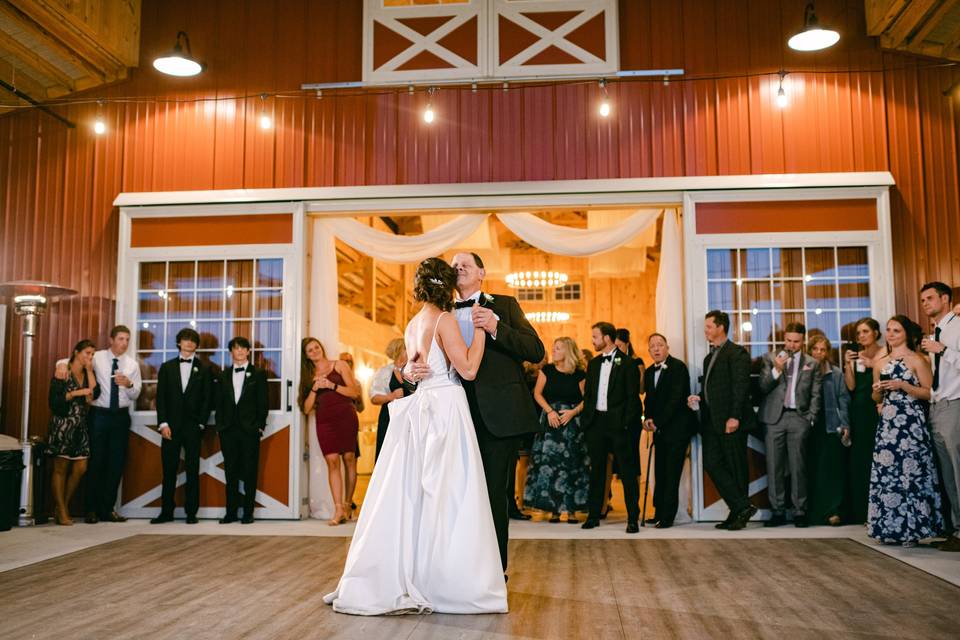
[581,518,600,529]
[764,513,787,527]
[727,504,757,531]
[84,512,99,524]
[185,515,199,524]
[150,513,174,524]
[626,521,640,534]
[644,517,660,525]
[509,510,532,521]
[219,514,238,524]
[794,514,809,528]
[656,520,673,529]
[241,516,255,524]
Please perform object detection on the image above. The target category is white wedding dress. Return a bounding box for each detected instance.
[323,324,508,616]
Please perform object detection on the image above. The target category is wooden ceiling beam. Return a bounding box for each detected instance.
[910,0,960,44]
[0,27,74,91]
[0,54,55,101]
[866,0,909,36]
[881,0,938,49]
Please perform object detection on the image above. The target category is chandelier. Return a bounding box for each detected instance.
[505,270,568,288]
[525,311,570,323]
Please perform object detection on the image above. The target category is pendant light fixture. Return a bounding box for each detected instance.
[776,70,788,108]
[598,79,611,117]
[788,3,840,52]
[153,31,205,77]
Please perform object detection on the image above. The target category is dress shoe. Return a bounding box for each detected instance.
[241,516,255,524]
[655,520,673,529]
[644,517,660,525]
[219,514,238,524]
[793,514,809,528]
[938,536,960,552]
[626,521,640,534]
[104,511,127,523]
[150,513,174,524]
[509,510,532,521]
[727,504,757,531]
[185,515,199,524]
[549,515,561,523]
[84,512,99,524]
[764,513,787,527]
[715,520,730,529]
[566,515,580,524]
[581,518,600,529]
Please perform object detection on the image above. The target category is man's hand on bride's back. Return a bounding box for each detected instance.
[404,359,432,383]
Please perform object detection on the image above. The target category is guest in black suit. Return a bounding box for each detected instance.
[215,336,268,524]
[406,252,545,573]
[151,328,213,524]
[581,321,643,532]
[688,310,758,530]
[642,332,695,528]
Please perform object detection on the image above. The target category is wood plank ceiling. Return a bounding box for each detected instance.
[866,0,960,61]
[0,0,140,112]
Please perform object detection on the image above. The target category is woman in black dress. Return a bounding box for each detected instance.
[47,339,99,525]
[843,317,884,524]
[524,337,589,522]
[369,338,411,461]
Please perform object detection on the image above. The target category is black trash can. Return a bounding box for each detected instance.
[0,448,24,532]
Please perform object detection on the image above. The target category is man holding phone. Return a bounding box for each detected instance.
[758,323,823,527]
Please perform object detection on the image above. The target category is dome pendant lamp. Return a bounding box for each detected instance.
[788,3,840,52]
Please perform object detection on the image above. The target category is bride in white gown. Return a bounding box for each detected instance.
[323,258,509,616]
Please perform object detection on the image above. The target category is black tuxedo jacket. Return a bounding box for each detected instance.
[643,355,696,441]
[156,356,213,432]
[698,340,758,434]
[464,293,545,438]
[581,349,641,430]
[215,364,269,434]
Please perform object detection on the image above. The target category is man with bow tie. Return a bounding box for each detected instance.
[642,333,696,528]
[758,322,822,527]
[407,252,544,575]
[581,321,642,532]
[214,336,268,524]
[151,328,213,524]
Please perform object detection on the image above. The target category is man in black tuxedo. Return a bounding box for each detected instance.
[151,328,213,524]
[215,336,268,524]
[408,252,544,573]
[642,333,696,528]
[687,310,758,530]
[581,322,642,533]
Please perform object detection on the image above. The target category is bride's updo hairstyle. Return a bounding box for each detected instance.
[414,257,457,312]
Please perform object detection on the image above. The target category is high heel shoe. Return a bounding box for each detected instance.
[55,507,73,526]
[328,504,345,526]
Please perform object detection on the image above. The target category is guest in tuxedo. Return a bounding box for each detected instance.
[369,338,410,462]
[688,310,758,530]
[215,336,268,524]
[581,322,642,533]
[919,282,960,552]
[150,328,213,524]
[614,328,645,515]
[407,251,545,573]
[642,333,695,528]
[758,322,823,527]
[85,325,141,524]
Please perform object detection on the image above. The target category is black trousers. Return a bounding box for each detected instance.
[700,407,750,515]
[652,433,688,524]
[219,427,261,517]
[86,408,130,517]
[585,413,640,522]
[475,424,521,573]
[159,425,202,517]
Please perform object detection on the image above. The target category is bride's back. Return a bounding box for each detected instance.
[405,308,453,384]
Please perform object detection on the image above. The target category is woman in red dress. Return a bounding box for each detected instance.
[300,338,362,525]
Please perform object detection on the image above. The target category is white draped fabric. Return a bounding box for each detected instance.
[307,207,686,520]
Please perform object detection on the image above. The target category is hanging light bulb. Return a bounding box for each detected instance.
[258,94,272,130]
[153,31,205,77]
[788,3,840,52]
[776,70,788,109]
[598,79,611,117]
[93,100,106,135]
[423,87,436,124]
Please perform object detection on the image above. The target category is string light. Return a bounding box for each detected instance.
[506,270,568,288]
[258,93,272,130]
[93,99,106,135]
[525,311,571,323]
[423,87,436,124]
[776,70,788,109]
[598,79,611,117]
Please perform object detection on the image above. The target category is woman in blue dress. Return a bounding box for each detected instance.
[868,315,942,546]
[524,337,589,523]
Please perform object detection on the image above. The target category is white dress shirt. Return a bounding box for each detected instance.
[771,351,801,409]
[454,291,481,347]
[91,349,142,410]
[595,349,617,412]
[653,361,665,388]
[232,362,248,404]
[932,312,960,403]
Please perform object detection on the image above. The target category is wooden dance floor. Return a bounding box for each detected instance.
[1,535,957,639]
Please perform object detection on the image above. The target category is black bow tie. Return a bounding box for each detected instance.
[180,358,192,364]
[454,299,477,309]
[234,367,246,373]
[601,354,614,362]
[653,363,664,370]
[709,345,719,353]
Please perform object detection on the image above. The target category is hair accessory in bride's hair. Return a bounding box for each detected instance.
[429,277,443,285]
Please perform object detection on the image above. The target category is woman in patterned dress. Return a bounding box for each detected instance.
[47,339,99,525]
[867,315,942,546]
[524,337,590,523]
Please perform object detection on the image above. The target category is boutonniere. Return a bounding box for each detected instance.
[483,293,494,304]
[802,364,812,372]
[659,363,668,370]
[245,371,252,378]
[192,366,199,373]
[614,356,622,366]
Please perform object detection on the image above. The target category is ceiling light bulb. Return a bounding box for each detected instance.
[776,87,788,108]
[259,112,272,130]
[599,99,611,117]
[93,117,106,135]
[153,31,204,77]
[423,105,435,124]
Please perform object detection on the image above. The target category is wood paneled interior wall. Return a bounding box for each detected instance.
[1,0,958,437]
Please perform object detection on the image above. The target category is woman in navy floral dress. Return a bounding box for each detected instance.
[868,315,942,546]
[524,337,589,522]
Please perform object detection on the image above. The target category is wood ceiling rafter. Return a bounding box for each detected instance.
[866,0,960,61]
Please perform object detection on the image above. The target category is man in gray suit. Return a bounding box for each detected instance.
[759,323,823,527]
